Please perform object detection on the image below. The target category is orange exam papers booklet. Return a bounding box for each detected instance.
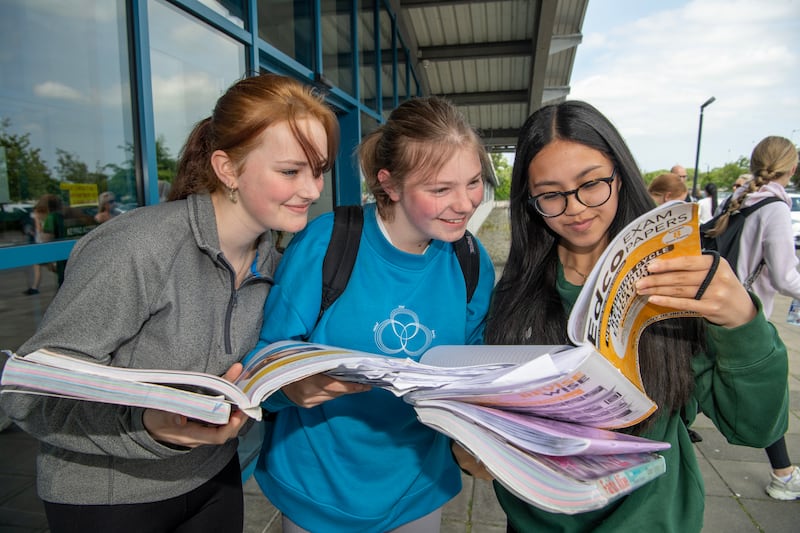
[568,200,701,398]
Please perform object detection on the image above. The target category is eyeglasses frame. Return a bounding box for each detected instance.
[527,167,618,218]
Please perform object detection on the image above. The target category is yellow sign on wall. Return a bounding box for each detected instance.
[60,182,99,206]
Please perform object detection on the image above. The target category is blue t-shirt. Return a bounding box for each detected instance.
[245,204,495,532]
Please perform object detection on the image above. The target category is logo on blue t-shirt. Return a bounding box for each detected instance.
[373,306,433,357]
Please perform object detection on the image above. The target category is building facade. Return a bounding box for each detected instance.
[0,0,435,350]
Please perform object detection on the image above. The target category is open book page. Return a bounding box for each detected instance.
[413,399,669,456]
[235,340,515,401]
[236,341,657,428]
[1,350,235,424]
[418,344,572,367]
[242,341,656,429]
[409,343,655,429]
[415,405,666,514]
[3,340,655,429]
[568,201,701,392]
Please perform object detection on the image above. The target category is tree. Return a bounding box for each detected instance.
[491,152,512,200]
[641,169,667,185]
[701,157,749,191]
[0,118,57,201]
[155,135,177,184]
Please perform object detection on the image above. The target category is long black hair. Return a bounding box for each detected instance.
[485,101,704,433]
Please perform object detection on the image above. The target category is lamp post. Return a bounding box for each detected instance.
[691,96,716,198]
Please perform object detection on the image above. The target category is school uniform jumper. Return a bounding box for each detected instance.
[0,194,280,505]
[247,203,496,532]
[497,270,789,533]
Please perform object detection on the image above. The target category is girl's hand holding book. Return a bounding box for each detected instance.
[636,254,756,328]
[142,363,249,448]
[282,374,371,408]
[451,442,494,481]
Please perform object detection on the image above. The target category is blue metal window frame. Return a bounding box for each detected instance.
[0,0,419,270]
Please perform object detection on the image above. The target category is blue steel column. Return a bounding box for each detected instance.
[131,0,159,207]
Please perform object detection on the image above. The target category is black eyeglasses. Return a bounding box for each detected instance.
[528,168,617,218]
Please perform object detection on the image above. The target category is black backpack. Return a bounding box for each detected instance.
[699,196,783,288]
[317,205,481,321]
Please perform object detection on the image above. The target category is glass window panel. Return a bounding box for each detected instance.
[0,266,61,351]
[197,0,245,28]
[357,0,377,110]
[320,0,354,95]
[148,0,245,197]
[0,0,133,349]
[257,0,314,69]
[0,0,134,249]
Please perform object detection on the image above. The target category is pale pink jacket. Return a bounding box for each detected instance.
[736,181,800,318]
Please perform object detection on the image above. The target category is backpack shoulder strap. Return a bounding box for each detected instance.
[319,207,480,324]
[319,205,363,320]
[452,230,481,303]
[738,196,784,217]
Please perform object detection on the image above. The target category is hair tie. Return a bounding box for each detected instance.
[695,251,720,300]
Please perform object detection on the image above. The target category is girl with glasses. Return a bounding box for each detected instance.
[478,100,788,532]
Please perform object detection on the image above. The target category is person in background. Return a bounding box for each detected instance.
[94,191,118,224]
[707,135,800,501]
[716,174,751,215]
[647,172,687,205]
[0,73,339,533]
[246,96,495,533]
[22,195,53,295]
[733,173,751,191]
[40,194,67,286]
[480,100,788,532]
[697,182,718,224]
[670,164,695,201]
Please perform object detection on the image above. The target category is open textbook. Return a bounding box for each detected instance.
[1,200,701,514]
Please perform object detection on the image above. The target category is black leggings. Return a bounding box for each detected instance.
[766,435,792,470]
[43,454,243,533]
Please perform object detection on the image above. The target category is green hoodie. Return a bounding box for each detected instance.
[497,275,789,533]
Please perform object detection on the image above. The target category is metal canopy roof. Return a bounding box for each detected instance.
[394,0,589,151]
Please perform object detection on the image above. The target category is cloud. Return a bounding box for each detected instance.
[33,81,86,103]
[569,0,800,172]
[12,0,119,22]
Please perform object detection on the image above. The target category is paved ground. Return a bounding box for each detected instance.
[1,204,799,532]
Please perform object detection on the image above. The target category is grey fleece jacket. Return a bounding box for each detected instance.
[0,193,280,505]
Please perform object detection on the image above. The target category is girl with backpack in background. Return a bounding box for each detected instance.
[478,100,788,532]
[245,96,495,533]
[707,135,800,500]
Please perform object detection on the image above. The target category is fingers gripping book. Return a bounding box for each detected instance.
[1,201,701,514]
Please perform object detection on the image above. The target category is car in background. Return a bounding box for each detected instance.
[790,193,800,248]
[0,202,34,240]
